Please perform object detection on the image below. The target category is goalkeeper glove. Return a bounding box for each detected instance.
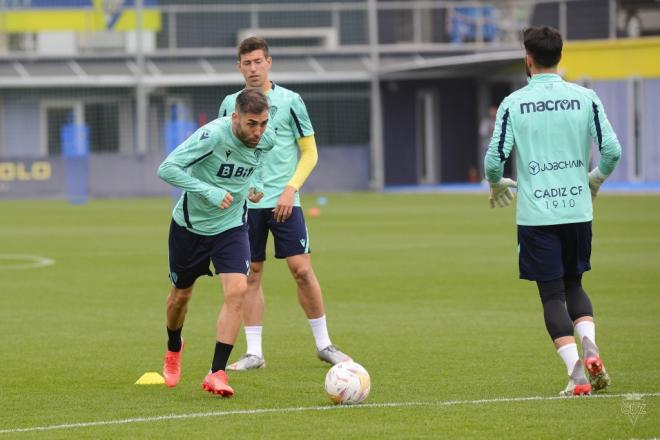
[588,167,607,199]
[489,178,517,208]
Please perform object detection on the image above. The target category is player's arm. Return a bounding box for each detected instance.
[248,127,276,203]
[248,151,267,204]
[157,128,231,209]
[484,100,517,208]
[587,93,622,198]
[274,95,316,222]
[274,135,319,221]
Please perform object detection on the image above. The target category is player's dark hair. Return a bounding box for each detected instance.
[236,88,269,115]
[523,26,562,68]
[238,36,270,60]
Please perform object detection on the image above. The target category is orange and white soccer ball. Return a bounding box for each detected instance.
[324,361,371,405]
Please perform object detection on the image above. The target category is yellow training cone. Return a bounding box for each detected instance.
[135,372,165,385]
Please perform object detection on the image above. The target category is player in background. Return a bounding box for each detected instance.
[485,26,621,396]
[218,37,351,370]
[157,89,275,397]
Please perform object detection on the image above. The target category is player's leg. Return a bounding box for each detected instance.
[562,222,609,390]
[163,220,214,387]
[202,273,247,397]
[227,209,268,371]
[273,207,351,365]
[202,225,251,396]
[163,285,191,388]
[519,225,590,396]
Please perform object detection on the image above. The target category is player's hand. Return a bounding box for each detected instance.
[219,192,233,210]
[273,185,296,222]
[489,178,517,208]
[588,167,607,199]
[248,188,264,203]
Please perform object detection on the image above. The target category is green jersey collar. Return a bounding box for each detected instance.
[529,73,563,83]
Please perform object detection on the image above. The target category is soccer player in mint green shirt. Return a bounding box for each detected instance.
[485,27,621,397]
[157,89,275,397]
[218,37,351,371]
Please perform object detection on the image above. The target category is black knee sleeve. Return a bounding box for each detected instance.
[564,275,593,321]
[537,279,574,340]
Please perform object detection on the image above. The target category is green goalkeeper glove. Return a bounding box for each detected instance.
[489,178,517,208]
[588,167,607,199]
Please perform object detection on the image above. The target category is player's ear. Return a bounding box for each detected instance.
[231,112,239,123]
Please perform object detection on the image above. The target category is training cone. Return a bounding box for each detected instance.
[135,372,165,385]
[309,207,320,217]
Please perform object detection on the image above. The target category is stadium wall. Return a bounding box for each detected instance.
[0,146,369,199]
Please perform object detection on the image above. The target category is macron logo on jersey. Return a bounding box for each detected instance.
[520,99,581,114]
[200,131,209,140]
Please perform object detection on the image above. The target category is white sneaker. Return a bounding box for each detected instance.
[582,337,611,391]
[317,345,351,365]
[226,354,266,371]
[559,360,592,397]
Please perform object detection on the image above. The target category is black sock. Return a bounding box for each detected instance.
[211,341,234,373]
[167,327,182,352]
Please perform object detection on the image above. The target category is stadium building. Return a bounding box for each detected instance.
[0,0,659,199]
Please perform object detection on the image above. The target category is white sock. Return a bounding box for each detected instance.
[308,315,332,351]
[557,343,580,375]
[574,320,595,345]
[244,326,263,358]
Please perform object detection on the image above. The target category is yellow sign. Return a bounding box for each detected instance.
[0,2,161,33]
[0,162,51,181]
[562,37,660,80]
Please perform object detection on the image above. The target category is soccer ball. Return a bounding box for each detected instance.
[324,361,371,405]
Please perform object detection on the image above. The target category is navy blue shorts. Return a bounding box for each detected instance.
[518,221,592,282]
[248,207,310,261]
[168,220,250,289]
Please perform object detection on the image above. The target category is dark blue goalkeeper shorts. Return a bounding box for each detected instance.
[517,221,592,282]
[247,207,310,262]
[167,220,250,289]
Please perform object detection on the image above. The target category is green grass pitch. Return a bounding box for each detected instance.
[0,193,658,439]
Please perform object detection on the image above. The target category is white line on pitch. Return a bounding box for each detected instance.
[1,392,658,435]
[0,254,55,271]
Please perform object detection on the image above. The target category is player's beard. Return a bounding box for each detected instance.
[236,125,260,148]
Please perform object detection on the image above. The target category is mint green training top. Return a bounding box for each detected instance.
[219,83,315,209]
[157,117,275,236]
[484,73,622,226]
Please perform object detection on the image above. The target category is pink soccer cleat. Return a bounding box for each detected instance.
[202,370,234,397]
[163,340,184,388]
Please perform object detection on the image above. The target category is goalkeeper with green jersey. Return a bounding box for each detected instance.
[157,89,275,397]
[218,37,351,370]
[485,26,621,397]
